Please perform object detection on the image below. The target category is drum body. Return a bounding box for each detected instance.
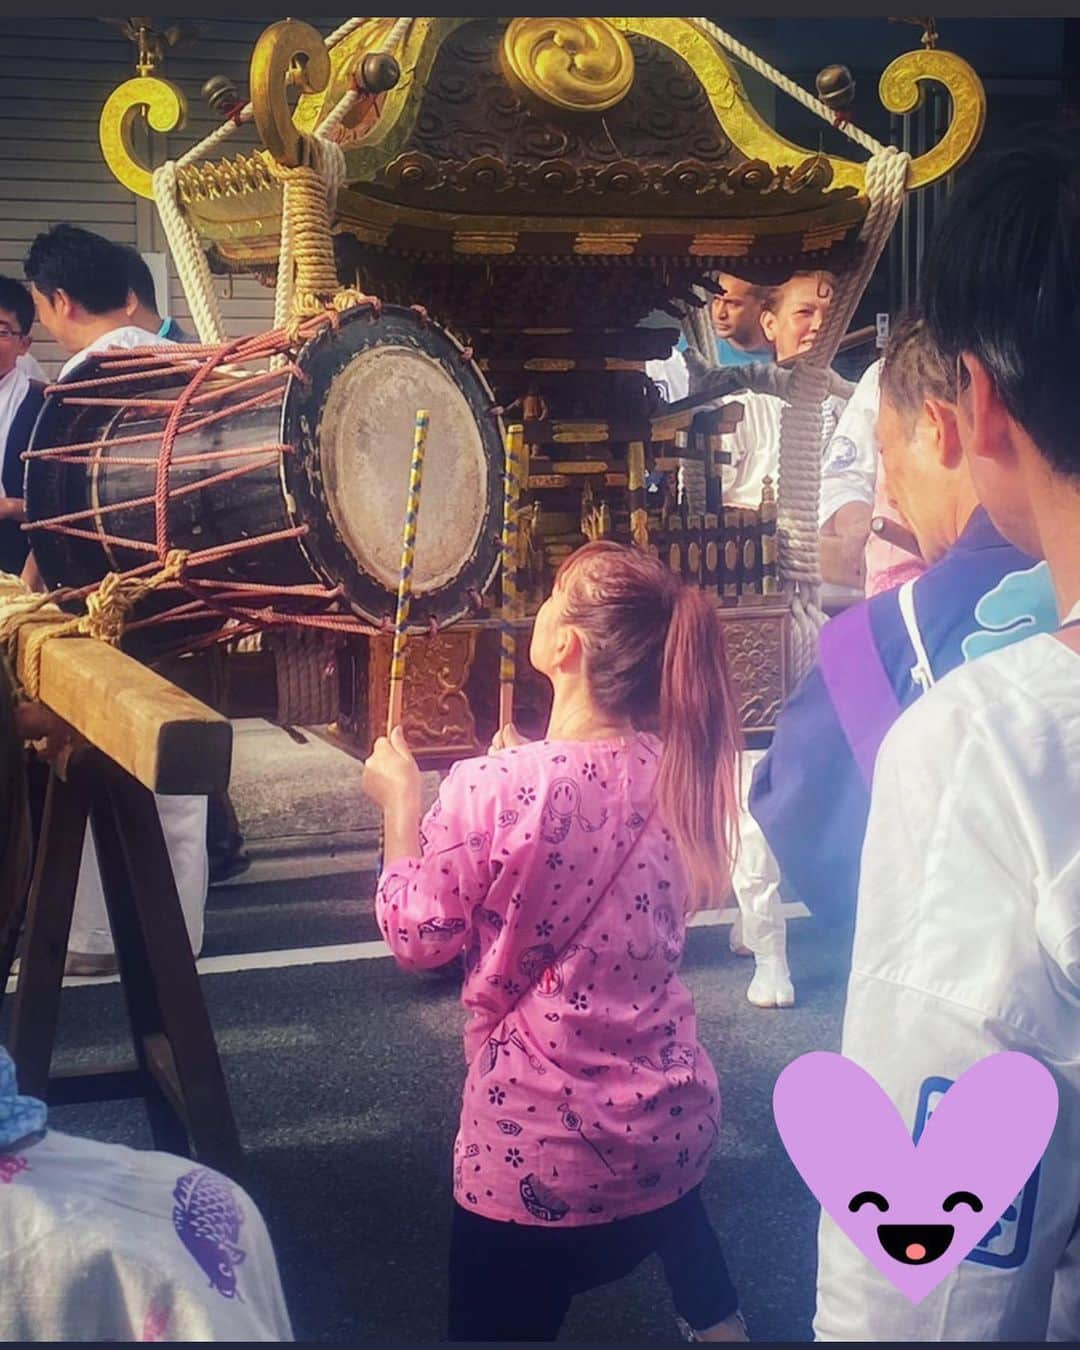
[26,307,504,632]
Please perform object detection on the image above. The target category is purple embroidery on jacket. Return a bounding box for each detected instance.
[172,1168,246,1299]
[520,943,563,996]
[418,915,467,941]
[0,1156,29,1184]
[539,779,608,843]
[520,1172,570,1221]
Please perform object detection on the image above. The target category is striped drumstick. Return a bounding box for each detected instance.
[387,408,430,735]
[499,422,526,730]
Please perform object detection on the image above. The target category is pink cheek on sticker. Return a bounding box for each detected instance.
[905,1243,927,1261]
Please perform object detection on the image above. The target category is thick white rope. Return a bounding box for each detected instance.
[777,146,910,677]
[688,19,912,676]
[692,17,887,158]
[151,160,227,344]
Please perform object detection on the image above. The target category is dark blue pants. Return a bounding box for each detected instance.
[448,1185,739,1341]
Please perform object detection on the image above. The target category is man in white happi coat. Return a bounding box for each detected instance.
[24,224,208,976]
[814,128,1080,1343]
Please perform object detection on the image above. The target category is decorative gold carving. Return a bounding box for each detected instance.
[99,76,187,200]
[293,17,398,142]
[879,49,986,189]
[453,230,517,254]
[368,630,479,757]
[525,359,575,372]
[176,151,278,203]
[575,231,638,255]
[717,610,788,731]
[502,18,635,113]
[250,18,332,168]
[690,232,755,258]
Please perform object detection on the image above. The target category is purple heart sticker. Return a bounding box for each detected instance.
[773,1051,1058,1304]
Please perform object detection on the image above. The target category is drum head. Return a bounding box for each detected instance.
[285,307,503,630]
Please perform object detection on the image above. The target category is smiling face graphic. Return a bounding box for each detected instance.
[772,1052,1059,1305]
[848,1188,984,1266]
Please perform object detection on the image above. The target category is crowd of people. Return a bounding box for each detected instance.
[0,126,1077,1342]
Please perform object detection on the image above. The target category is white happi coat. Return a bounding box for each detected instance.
[815,633,1080,1341]
[0,1130,292,1341]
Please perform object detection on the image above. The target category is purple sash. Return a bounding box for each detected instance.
[817,603,902,786]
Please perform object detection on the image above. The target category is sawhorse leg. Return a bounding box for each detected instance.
[7,750,243,1178]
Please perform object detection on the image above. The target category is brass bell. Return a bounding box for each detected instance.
[358,51,401,95]
[815,64,855,111]
[203,74,241,116]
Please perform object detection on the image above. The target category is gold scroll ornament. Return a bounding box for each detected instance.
[99,76,187,199]
[502,18,634,113]
[250,19,332,168]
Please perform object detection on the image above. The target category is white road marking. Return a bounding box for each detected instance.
[4,902,810,993]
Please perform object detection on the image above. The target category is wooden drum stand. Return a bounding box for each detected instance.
[0,619,242,1177]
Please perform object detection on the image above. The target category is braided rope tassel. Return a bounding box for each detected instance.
[387,409,429,733]
[0,551,189,701]
[777,147,911,680]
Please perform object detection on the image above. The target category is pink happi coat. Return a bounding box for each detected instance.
[375,734,721,1226]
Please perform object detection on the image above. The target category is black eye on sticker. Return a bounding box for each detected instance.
[942,1190,983,1213]
[848,1190,890,1213]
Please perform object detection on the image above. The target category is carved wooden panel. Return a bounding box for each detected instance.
[717,608,788,733]
[368,631,480,759]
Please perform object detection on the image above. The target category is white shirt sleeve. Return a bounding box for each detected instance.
[645,349,689,403]
[819,360,881,527]
[814,676,1080,1342]
[16,353,47,384]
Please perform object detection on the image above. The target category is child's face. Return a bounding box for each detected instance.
[0,306,30,379]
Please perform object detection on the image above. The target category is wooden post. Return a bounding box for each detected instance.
[627,440,649,550]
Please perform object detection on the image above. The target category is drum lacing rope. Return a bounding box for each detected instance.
[692,17,911,678]
[23,329,387,662]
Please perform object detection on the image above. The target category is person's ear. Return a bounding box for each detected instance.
[124,289,138,319]
[52,289,75,321]
[923,396,962,469]
[961,352,1013,467]
[760,309,777,345]
[551,622,582,674]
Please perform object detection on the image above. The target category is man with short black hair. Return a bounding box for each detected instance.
[23,223,209,978]
[122,247,192,344]
[814,129,1080,1343]
[710,272,773,366]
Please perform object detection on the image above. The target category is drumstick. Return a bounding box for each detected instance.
[499,422,526,730]
[387,409,430,735]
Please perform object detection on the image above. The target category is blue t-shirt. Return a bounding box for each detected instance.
[675,334,772,366]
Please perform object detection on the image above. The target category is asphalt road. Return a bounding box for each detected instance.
[2,854,849,1343]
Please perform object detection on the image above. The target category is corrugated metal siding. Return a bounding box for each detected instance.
[0,17,337,376]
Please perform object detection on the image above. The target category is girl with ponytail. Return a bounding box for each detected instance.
[362,541,746,1342]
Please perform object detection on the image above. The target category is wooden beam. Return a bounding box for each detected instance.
[15,630,232,795]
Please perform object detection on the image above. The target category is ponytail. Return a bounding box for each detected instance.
[556,541,742,910]
[658,587,741,909]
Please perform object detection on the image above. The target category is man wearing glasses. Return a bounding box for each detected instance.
[0,276,45,579]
